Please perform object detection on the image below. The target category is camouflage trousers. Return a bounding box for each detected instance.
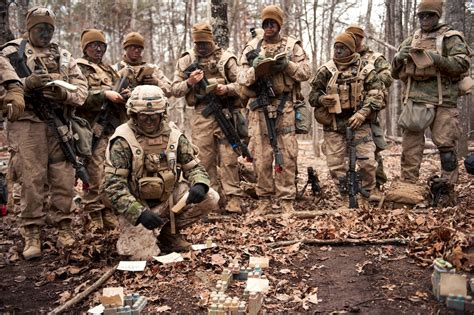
[191,105,244,197]
[248,102,298,200]
[82,134,108,213]
[322,124,377,192]
[401,106,460,184]
[371,120,388,187]
[6,120,75,226]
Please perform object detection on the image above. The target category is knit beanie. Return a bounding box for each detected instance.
[192,22,214,43]
[123,32,145,49]
[261,5,284,28]
[334,32,357,53]
[417,0,443,17]
[26,7,55,31]
[345,24,365,38]
[81,29,106,51]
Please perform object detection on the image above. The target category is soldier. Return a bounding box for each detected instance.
[391,0,471,189]
[76,29,125,231]
[309,32,383,200]
[238,5,311,213]
[103,85,219,252]
[171,22,247,213]
[346,24,393,192]
[113,32,171,95]
[1,7,88,259]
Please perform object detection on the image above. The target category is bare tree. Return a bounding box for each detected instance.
[211,0,229,49]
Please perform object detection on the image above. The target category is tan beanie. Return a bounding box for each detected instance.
[192,22,214,43]
[335,32,357,53]
[345,24,365,38]
[26,7,55,31]
[261,5,284,28]
[123,32,145,49]
[81,29,106,51]
[417,0,443,17]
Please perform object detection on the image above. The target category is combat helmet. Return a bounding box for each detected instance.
[126,85,168,116]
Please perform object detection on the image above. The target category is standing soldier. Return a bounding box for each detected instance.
[391,0,471,190]
[309,32,383,201]
[113,32,172,95]
[171,22,247,213]
[238,5,311,214]
[346,25,393,192]
[1,7,88,260]
[103,85,219,252]
[76,29,125,231]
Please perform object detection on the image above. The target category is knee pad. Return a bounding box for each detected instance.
[465,153,474,175]
[440,150,457,172]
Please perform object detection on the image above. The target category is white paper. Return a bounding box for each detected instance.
[249,256,270,268]
[87,304,104,314]
[117,260,147,272]
[45,80,78,91]
[191,243,217,250]
[153,252,184,264]
[246,278,270,293]
[439,273,467,296]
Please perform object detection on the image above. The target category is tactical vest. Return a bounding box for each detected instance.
[181,48,236,107]
[114,60,156,89]
[322,59,375,111]
[105,121,195,204]
[360,49,388,109]
[77,58,118,90]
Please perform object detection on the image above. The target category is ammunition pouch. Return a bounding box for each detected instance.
[70,115,93,158]
[233,109,249,138]
[294,100,311,134]
[440,150,457,172]
[138,170,175,202]
[313,106,333,126]
[403,60,437,81]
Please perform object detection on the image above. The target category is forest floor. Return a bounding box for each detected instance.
[0,139,472,313]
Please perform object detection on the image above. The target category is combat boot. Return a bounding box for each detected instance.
[157,223,191,252]
[281,200,295,213]
[21,225,41,260]
[57,219,75,248]
[102,208,118,229]
[87,211,104,232]
[254,198,271,215]
[226,196,243,214]
[369,188,384,203]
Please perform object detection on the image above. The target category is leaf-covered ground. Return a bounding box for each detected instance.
[0,139,472,313]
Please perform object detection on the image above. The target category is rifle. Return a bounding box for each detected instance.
[0,171,7,216]
[297,167,324,200]
[338,127,369,208]
[184,62,253,162]
[90,75,129,153]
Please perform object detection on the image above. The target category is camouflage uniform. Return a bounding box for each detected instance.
[76,57,124,229]
[309,55,383,193]
[392,23,471,184]
[172,44,245,211]
[113,60,171,95]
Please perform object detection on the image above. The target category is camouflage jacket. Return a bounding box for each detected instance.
[0,54,21,85]
[359,46,393,89]
[103,121,210,225]
[391,24,471,107]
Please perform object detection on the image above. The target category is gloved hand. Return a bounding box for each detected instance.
[270,55,289,73]
[252,55,266,68]
[348,111,366,129]
[136,209,164,230]
[395,46,411,61]
[427,51,442,65]
[105,90,125,104]
[319,95,338,108]
[186,183,208,204]
[142,75,159,85]
[3,84,25,121]
[25,71,51,90]
[43,86,68,102]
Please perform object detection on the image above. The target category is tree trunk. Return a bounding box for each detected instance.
[0,0,14,45]
[210,0,229,50]
[16,0,29,36]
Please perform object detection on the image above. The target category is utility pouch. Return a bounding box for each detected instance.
[138,176,164,200]
[294,100,312,134]
[398,100,435,132]
[70,115,93,158]
[233,109,249,138]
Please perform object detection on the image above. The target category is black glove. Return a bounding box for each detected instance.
[136,210,164,230]
[186,183,208,204]
[270,55,289,73]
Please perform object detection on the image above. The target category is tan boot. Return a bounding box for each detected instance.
[281,200,295,213]
[57,219,75,248]
[21,225,41,260]
[87,211,104,232]
[254,198,272,215]
[226,196,243,213]
[102,208,118,229]
[369,188,383,203]
[158,223,191,252]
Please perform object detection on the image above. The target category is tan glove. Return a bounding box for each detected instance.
[4,84,25,121]
[142,75,159,85]
[43,86,67,102]
[319,95,338,108]
[348,111,366,129]
[25,71,51,90]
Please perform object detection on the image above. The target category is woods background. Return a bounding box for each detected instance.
[1,0,473,156]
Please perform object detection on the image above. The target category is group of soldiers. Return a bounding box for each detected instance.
[0,0,471,261]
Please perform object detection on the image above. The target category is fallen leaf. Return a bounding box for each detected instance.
[381,284,397,291]
[155,305,171,312]
[211,254,225,265]
[58,291,71,304]
[275,294,291,302]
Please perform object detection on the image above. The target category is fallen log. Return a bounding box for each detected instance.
[267,237,409,248]
[208,209,344,221]
[48,265,117,314]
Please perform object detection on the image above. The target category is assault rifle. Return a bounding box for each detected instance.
[90,75,129,153]
[297,167,324,200]
[338,127,369,208]
[184,62,252,161]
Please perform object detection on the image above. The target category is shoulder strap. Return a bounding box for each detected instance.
[322,60,338,76]
[58,47,71,81]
